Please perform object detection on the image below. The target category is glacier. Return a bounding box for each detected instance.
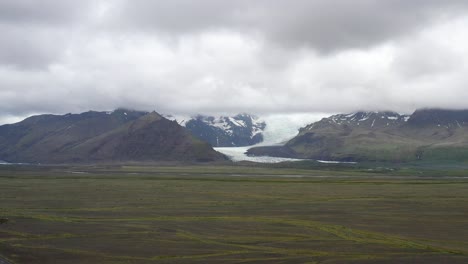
[215,113,328,163]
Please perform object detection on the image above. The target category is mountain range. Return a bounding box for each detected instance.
[0,109,227,164]
[3,108,468,164]
[247,109,468,162]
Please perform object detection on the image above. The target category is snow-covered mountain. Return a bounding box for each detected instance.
[165,113,266,147]
[301,111,410,131]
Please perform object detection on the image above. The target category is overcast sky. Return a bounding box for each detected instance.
[1,0,468,124]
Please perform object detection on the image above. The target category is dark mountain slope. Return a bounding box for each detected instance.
[66,112,226,163]
[0,109,147,162]
[0,110,226,163]
[407,109,468,127]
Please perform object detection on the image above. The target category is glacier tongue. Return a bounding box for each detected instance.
[259,113,327,145]
[215,146,305,163]
[215,113,328,163]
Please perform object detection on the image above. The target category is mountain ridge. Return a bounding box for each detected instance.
[247,108,468,162]
[0,109,227,164]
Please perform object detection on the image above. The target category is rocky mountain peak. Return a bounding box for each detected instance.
[165,113,266,147]
[302,111,409,131]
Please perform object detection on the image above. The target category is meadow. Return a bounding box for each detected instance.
[0,164,467,263]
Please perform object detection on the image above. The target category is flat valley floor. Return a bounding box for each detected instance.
[0,165,467,263]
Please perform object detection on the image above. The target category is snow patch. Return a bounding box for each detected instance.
[164,114,191,126]
[228,117,246,127]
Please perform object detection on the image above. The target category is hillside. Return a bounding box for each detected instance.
[247,109,468,162]
[0,110,227,164]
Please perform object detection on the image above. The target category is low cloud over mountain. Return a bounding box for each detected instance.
[1,1,468,123]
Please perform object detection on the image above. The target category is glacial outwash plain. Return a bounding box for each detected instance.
[1,164,467,264]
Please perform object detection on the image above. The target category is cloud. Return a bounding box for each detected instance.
[111,0,468,52]
[0,24,70,69]
[0,0,95,69]
[0,0,93,25]
[1,1,468,124]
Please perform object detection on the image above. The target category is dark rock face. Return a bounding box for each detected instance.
[167,113,266,147]
[248,109,468,162]
[0,109,227,164]
[407,109,468,127]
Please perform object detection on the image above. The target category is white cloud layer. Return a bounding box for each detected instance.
[1,0,468,124]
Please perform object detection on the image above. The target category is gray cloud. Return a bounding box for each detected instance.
[113,0,468,52]
[0,0,93,25]
[1,1,468,124]
[0,0,95,69]
[0,24,69,69]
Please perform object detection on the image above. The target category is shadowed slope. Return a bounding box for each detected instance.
[0,110,227,163]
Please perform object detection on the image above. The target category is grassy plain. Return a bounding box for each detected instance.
[0,164,467,263]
